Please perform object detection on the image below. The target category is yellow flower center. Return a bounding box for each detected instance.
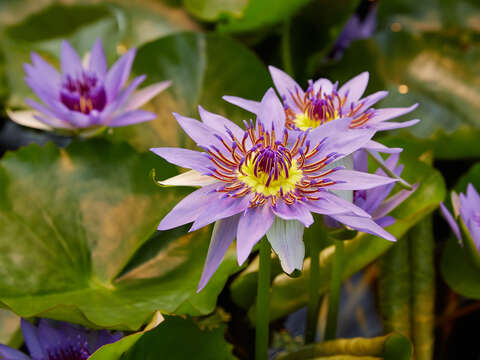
[293,110,339,131]
[238,157,303,197]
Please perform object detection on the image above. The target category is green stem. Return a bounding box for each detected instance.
[282,18,294,76]
[366,150,413,190]
[305,229,327,343]
[325,240,345,340]
[256,237,271,360]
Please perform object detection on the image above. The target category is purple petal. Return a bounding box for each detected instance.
[222,95,261,115]
[358,90,388,110]
[0,345,30,360]
[236,205,274,266]
[266,217,305,274]
[375,216,395,228]
[37,319,63,350]
[101,75,146,119]
[257,88,285,134]
[60,40,83,75]
[89,38,107,79]
[124,81,171,111]
[440,203,462,243]
[272,201,313,227]
[373,119,420,131]
[30,52,61,85]
[373,183,418,219]
[370,104,418,123]
[108,110,156,127]
[308,127,375,163]
[198,215,241,291]
[326,169,397,190]
[330,214,395,241]
[24,99,73,129]
[24,62,59,98]
[105,48,136,101]
[306,191,370,217]
[198,105,245,140]
[353,149,368,173]
[21,319,46,360]
[269,65,304,113]
[150,147,210,173]
[157,183,221,230]
[313,78,333,95]
[338,72,369,103]
[172,112,223,148]
[190,195,252,231]
[363,140,403,154]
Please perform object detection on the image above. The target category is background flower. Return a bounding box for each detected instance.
[0,319,122,360]
[13,38,170,132]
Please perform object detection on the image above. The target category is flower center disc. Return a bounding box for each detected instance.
[238,146,303,197]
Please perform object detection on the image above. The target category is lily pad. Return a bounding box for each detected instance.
[0,139,239,330]
[107,31,271,151]
[121,316,235,360]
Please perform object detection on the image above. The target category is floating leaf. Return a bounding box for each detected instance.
[0,140,239,330]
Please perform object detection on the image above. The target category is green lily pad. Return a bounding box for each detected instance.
[121,316,235,360]
[107,31,271,151]
[0,139,239,330]
[230,153,446,321]
[315,0,480,159]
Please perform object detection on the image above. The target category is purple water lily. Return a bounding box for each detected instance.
[224,68,418,152]
[440,184,480,249]
[326,151,417,229]
[19,38,170,132]
[0,319,122,360]
[152,88,398,291]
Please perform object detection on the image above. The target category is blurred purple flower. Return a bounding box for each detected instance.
[441,184,480,249]
[152,88,397,291]
[20,38,170,132]
[224,68,419,153]
[329,4,377,60]
[326,151,417,229]
[0,319,122,360]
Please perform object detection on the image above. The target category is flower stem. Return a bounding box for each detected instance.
[256,237,271,360]
[324,239,345,340]
[367,150,413,190]
[305,228,327,343]
[282,18,294,76]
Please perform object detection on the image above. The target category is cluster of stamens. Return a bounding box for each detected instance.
[203,121,344,208]
[60,72,107,115]
[284,82,374,130]
[46,339,90,360]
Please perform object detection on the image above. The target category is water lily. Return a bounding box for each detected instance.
[224,68,418,152]
[0,319,122,360]
[13,38,170,133]
[440,184,480,249]
[326,151,417,229]
[152,88,397,291]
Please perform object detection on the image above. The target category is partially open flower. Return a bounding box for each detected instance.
[13,38,170,133]
[152,88,398,291]
[441,184,480,250]
[224,67,418,152]
[0,319,122,360]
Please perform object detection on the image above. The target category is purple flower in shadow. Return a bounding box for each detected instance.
[0,319,122,360]
[441,184,480,250]
[326,150,417,230]
[151,88,398,291]
[223,67,418,153]
[16,38,170,132]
